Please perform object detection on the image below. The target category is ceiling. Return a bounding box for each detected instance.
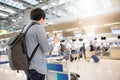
[45,11,120,33]
[0,0,120,38]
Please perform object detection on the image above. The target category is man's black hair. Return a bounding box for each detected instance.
[30,8,45,21]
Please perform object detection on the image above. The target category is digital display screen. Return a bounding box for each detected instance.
[79,39,83,41]
[72,39,76,42]
[74,33,82,38]
[112,29,120,34]
[49,36,54,41]
[101,37,106,40]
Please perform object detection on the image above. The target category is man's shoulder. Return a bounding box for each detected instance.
[30,23,40,30]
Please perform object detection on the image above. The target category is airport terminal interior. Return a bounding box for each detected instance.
[0,0,120,80]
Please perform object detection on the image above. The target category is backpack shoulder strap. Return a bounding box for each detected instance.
[22,22,39,35]
[29,43,39,62]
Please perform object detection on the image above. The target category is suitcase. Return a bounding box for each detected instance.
[91,55,100,63]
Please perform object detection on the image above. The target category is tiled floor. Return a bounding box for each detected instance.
[69,59,120,80]
[0,55,26,80]
[0,55,120,80]
[0,64,26,80]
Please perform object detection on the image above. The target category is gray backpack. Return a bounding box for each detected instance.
[8,22,39,71]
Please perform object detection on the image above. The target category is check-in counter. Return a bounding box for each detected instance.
[110,46,120,59]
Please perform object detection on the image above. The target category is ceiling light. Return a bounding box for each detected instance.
[53,30,63,33]
[79,21,82,24]
[39,0,43,2]
[0,6,16,14]
[11,19,16,22]
[66,28,79,31]
[0,13,8,17]
[23,0,38,5]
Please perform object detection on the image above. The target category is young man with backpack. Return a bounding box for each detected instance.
[23,8,59,80]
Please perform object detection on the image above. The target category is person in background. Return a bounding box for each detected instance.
[86,42,95,61]
[24,8,60,80]
[71,39,77,54]
[89,42,95,52]
[80,43,86,60]
[59,40,66,56]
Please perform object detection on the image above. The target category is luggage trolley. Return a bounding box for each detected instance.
[46,54,71,80]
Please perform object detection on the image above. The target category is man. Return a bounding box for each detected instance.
[80,43,86,60]
[59,40,65,56]
[24,8,59,80]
